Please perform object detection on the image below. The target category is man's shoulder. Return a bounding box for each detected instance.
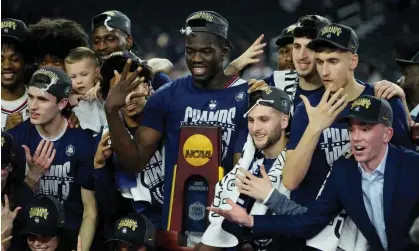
[8,120,32,137]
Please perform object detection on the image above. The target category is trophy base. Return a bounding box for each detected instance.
[156,231,193,250]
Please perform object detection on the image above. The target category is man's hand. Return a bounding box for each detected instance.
[125,82,150,106]
[1,195,21,239]
[224,35,266,76]
[235,165,272,202]
[105,59,145,113]
[94,132,113,168]
[247,79,269,93]
[207,199,254,228]
[301,88,348,133]
[5,112,23,130]
[374,80,406,100]
[22,139,56,181]
[147,58,173,74]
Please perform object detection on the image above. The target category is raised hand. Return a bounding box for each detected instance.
[1,195,21,242]
[235,165,273,202]
[84,81,102,102]
[374,80,405,100]
[225,35,266,76]
[5,112,23,130]
[207,199,254,228]
[22,139,56,181]
[247,79,269,93]
[300,88,348,133]
[105,59,145,113]
[94,131,113,168]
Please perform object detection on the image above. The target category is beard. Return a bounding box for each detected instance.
[253,127,282,151]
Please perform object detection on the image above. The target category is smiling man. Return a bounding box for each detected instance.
[104,12,250,247]
[209,95,419,251]
[1,18,29,131]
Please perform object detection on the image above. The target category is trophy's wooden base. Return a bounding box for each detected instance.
[156,231,194,251]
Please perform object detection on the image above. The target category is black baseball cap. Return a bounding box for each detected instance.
[100,51,153,98]
[1,131,18,168]
[293,15,332,39]
[396,52,419,70]
[20,195,65,237]
[1,18,27,42]
[244,87,291,117]
[92,10,138,51]
[106,213,155,248]
[275,23,297,47]
[338,95,393,127]
[183,11,233,49]
[29,67,72,99]
[308,23,359,54]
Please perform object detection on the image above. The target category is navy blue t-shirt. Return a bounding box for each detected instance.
[287,84,414,205]
[141,75,249,229]
[9,120,95,232]
[263,71,324,115]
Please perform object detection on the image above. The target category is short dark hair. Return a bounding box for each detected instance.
[314,45,349,54]
[26,18,89,61]
[293,16,320,40]
[1,37,27,61]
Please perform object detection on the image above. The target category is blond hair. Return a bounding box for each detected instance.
[65,47,100,67]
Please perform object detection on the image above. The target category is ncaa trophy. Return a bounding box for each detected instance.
[166,125,223,247]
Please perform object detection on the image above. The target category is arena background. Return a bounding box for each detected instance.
[2,0,418,83]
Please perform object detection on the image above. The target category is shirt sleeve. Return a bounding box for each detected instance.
[75,132,95,190]
[252,164,342,238]
[389,97,415,150]
[140,84,170,133]
[286,102,309,150]
[151,72,171,91]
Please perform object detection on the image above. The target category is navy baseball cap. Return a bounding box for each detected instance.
[245,87,291,117]
[338,95,393,127]
[275,23,297,47]
[308,23,359,54]
[182,11,233,49]
[1,18,27,42]
[29,67,72,99]
[106,213,155,248]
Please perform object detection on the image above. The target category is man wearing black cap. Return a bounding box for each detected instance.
[106,213,155,251]
[1,18,29,131]
[396,52,419,120]
[275,24,297,71]
[91,10,172,91]
[105,10,249,245]
[8,67,98,251]
[210,95,419,251]
[20,195,66,251]
[201,87,293,250]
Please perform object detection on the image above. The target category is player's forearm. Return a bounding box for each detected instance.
[105,110,145,172]
[224,60,241,77]
[282,125,322,190]
[79,211,97,251]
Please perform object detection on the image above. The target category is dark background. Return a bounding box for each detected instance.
[2,0,419,82]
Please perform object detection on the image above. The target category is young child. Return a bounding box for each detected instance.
[65,47,106,135]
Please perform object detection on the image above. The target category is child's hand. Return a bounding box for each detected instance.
[68,94,84,107]
[85,81,101,102]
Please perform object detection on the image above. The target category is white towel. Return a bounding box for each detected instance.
[72,99,107,134]
[201,134,288,248]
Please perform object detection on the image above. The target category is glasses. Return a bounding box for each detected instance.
[243,99,274,118]
[27,234,57,243]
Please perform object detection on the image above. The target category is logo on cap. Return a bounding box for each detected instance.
[287,24,297,33]
[264,88,272,95]
[282,100,289,109]
[321,26,343,37]
[351,98,371,109]
[189,12,214,22]
[103,11,116,17]
[1,20,17,32]
[29,207,49,220]
[118,218,138,231]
